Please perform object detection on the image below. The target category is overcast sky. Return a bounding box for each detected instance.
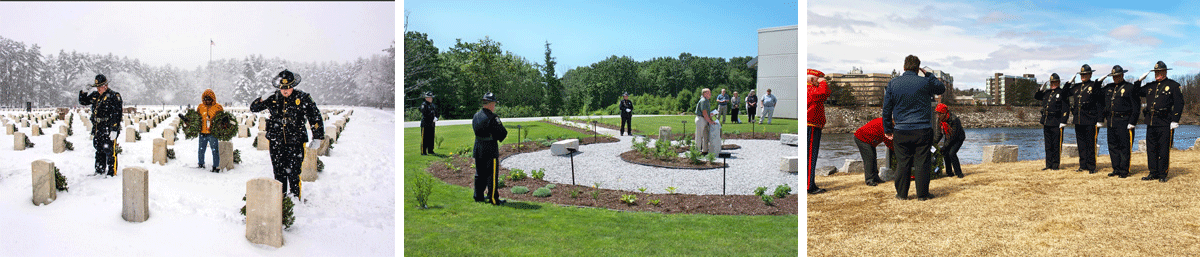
[0,2,395,70]
[406,0,797,76]
[807,0,1200,90]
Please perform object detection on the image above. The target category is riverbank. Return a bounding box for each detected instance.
[821,105,1200,134]
[809,149,1200,256]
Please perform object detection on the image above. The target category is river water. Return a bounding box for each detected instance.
[815,125,1200,168]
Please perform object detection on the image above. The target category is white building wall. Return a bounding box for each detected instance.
[756,25,798,119]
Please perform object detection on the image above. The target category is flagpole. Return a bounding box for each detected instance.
[209,39,213,89]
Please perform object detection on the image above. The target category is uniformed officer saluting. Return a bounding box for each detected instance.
[77,74,123,176]
[1062,64,1105,173]
[419,92,438,155]
[1034,73,1070,170]
[473,92,509,205]
[1102,65,1140,178]
[619,92,633,136]
[1135,61,1184,182]
[249,69,325,199]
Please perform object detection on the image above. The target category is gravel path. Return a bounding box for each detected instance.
[503,119,798,195]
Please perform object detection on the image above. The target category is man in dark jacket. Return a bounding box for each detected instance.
[933,103,965,178]
[249,69,325,199]
[882,55,945,201]
[473,92,509,205]
[78,74,123,176]
[420,92,437,155]
[619,92,633,136]
[1136,61,1184,182]
[1034,73,1071,170]
[1102,65,1140,178]
[1062,64,1105,173]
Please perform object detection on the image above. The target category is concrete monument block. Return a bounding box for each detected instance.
[550,139,580,156]
[1191,138,1200,150]
[1062,144,1079,158]
[237,125,249,138]
[21,120,29,127]
[781,156,799,173]
[317,137,332,156]
[982,145,1019,163]
[1137,140,1147,153]
[258,117,266,131]
[126,127,138,142]
[31,125,42,136]
[841,159,865,174]
[245,178,284,248]
[5,123,13,135]
[122,166,149,222]
[325,126,339,144]
[163,127,176,145]
[879,167,896,181]
[59,125,69,135]
[139,121,148,133]
[53,133,66,153]
[780,134,799,146]
[256,133,270,151]
[14,132,27,151]
[31,159,57,206]
[815,165,836,176]
[152,138,167,165]
[300,147,319,182]
[218,141,235,171]
[658,126,671,140]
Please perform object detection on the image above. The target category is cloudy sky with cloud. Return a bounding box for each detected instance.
[807,0,1200,90]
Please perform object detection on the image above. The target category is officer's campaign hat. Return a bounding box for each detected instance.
[276,70,302,89]
[482,92,498,103]
[1049,73,1061,82]
[423,92,435,98]
[1151,61,1172,71]
[622,92,629,96]
[1078,64,1094,74]
[1110,65,1128,75]
[92,74,108,87]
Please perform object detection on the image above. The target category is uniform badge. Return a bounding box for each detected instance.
[295,99,300,105]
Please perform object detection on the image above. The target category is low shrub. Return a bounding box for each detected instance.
[412,171,436,209]
[532,187,551,197]
[620,194,637,205]
[511,186,530,194]
[761,194,775,206]
[754,186,768,196]
[774,184,792,198]
[531,168,546,180]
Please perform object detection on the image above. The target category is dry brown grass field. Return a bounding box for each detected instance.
[808,149,1200,256]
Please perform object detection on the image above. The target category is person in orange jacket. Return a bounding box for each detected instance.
[808,68,830,194]
[197,89,224,173]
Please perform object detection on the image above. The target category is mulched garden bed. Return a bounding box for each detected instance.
[425,140,796,215]
[617,144,742,169]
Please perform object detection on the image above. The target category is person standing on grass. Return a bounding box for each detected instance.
[1102,65,1139,178]
[196,89,223,173]
[1063,64,1104,173]
[420,92,438,155]
[619,92,633,136]
[1034,73,1070,171]
[807,69,830,194]
[472,92,509,205]
[933,103,964,178]
[882,55,944,201]
[716,89,730,124]
[1136,61,1183,182]
[746,90,758,124]
[695,88,716,154]
[730,91,742,124]
[759,89,777,124]
[854,117,894,187]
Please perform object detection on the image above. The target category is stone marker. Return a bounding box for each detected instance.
[152,138,167,165]
[31,159,57,206]
[840,159,864,174]
[218,141,235,171]
[1062,144,1079,158]
[126,127,138,142]
[550,139,580,156]
[163,127,176,145]
[879,167,896,181]
[31,125,42,136]
[981,145,1019,163]
[122,166,149,222]
[781,133,799,146]
[256,133,270,151]
[59,125,69,135]
[139,121,148,133]
[316,138,332,156]
[814,165,836,176]
[237,125,249,138]
[1191,138,1200,150]
[5,123,13,135]
[53,133,66,153]
[1137,140,1146,153]
[300,147,319,182]
[258,117,266,131]
[781,156,799,173]
[14,132,27,151]
[245,178,284,248]
[658,126,672,140]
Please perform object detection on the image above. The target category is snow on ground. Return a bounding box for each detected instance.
[0,106,394,256]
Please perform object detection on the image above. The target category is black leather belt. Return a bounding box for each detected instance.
[476,136,494,141]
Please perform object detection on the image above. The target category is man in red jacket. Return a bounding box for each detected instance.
[855,118,894,186]
[808,69,830,194]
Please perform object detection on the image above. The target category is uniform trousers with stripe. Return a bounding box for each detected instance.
[1043,126,1063,169]
[474,157,501,204]
[1074,125,1098,172]
[1107,126,1134,176]
[1146,126,1174,178]
[92,128,118,176]
[808,126,822,191]
[269,142,303,199]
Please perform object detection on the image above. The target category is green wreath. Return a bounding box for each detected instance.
[182,109,237,141]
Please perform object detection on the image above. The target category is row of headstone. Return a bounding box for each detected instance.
[31,160,151,222]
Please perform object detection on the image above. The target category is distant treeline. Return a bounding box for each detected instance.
[403,30,757,120]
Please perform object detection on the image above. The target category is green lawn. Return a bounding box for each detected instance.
[404,121,798,256]
[569,115,799,136]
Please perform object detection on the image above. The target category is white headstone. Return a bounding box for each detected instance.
[53,133,66,153]
[4,123,13,135]
[31,159,57,206]
[163,127,176,145]
[139,121,148,133]
[245,178,284,248]
[317,137,332,156]
[1062,144,1079,158]
[256,133,270,151]
[59,125,69,135]
[658,126,671,140]
[258,117,266,131]
[237,125,249,138]
[300,147,319,182]
[14,132,27,151]
[122,166,149,222]
[126,127,138,142]
[1137,140,1147,153]
[218,141,235,171]
[152,138,167,165]
[30,125,42,136]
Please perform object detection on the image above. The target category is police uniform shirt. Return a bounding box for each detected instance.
[78,89,123,131]
[1035,87,1070,126]
[1139,78,1184,127]
[472,108,508,159]
[1103,81,1141,126]
[1065,80,1105,125]
[250,90,325,145]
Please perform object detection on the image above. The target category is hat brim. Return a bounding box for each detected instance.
[1077,71,1094,74]
[92,82,108,87]
[1151,68,1172,71]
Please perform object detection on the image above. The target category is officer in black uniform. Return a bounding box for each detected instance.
[1034,73,1070,170]
[419,92,438,155]
[1136,61,1184,182]
[1062,64,1105,173]
[77,74,123,176]
[619,92,633,136]
[249,69,325,199]
[473,92,509,205]
[1102,65,1140,178]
